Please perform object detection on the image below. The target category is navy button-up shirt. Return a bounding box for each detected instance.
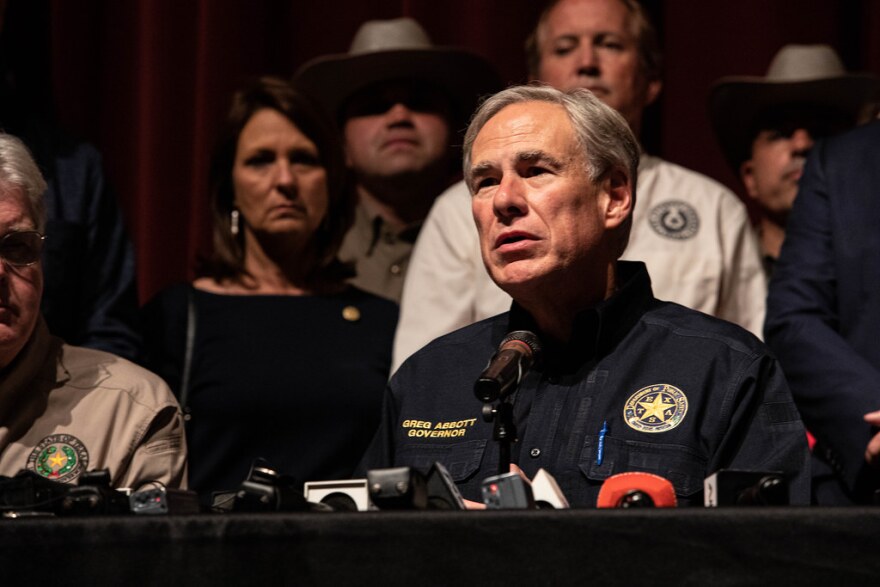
[362,262,810,506]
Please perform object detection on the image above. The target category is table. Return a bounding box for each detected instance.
[0,508,876,585]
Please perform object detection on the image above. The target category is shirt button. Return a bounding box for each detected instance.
[390,264,402,275]
[530,448,541,458]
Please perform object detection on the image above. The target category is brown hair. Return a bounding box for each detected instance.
[198,77,354,288]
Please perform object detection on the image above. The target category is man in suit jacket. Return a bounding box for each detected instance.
[766,120,880,505]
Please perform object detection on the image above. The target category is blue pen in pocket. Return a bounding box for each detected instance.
[597,420,608,465]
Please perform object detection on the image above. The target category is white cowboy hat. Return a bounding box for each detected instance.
[294,18,502,125]
[709,44,879,169]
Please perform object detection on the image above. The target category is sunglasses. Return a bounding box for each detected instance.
[754,107,852,142]
[0,230,46,267]
[343,83,451,118]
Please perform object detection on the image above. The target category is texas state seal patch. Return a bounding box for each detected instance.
[624,384,688,433]
[27,434,89,483]
[648,201,699,240]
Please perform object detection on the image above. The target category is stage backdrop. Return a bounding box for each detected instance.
[5,0,879,302]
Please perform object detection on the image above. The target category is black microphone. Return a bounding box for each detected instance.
[474,330,542,403]
[703,470,789,506]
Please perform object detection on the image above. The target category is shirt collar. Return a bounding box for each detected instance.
[0,316,62,422]
[498,261,654,373]
[356,203,422,254]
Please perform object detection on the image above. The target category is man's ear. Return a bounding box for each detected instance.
[645,79,662,107]
[603,168,632,229]
[740,159,760,200]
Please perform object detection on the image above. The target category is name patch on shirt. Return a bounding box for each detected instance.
[624,384,688,433]
[648,201,699,240]
[401,418,477,439]
[27,434,90,483]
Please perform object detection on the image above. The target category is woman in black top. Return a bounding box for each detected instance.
[141,77,397,499]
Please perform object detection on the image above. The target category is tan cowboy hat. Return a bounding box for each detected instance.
[293,18,502,125]
[709,44,880,170]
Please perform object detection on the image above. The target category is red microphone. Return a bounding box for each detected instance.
[596,472,678,508]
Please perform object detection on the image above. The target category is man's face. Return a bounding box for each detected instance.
[534,0,659,132]
[343,81,452,182]
[0,185,43,369]
[469,101,627,300]
[740,127,814,219]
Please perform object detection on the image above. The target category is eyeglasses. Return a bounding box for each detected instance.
[0,230,46,267]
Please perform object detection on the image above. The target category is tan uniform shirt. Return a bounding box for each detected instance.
[0,318,187,489]
[338,203,420,303]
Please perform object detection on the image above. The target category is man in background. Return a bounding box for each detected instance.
[295,18,500,302]
[0,0,141,359]
[710,44,879,275]
[766,119,880,505]
[0,133,186,488]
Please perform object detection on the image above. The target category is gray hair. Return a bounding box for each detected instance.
[0,133,47,232]
[463,84,640,253]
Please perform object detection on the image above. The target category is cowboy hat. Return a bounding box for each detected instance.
[709,44,880,171]
[294,18,502,125]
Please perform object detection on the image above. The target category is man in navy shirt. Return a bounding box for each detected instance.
[362,85,810,507]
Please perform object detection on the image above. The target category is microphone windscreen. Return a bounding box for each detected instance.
[531,468,570,509]
[596,472,678,508]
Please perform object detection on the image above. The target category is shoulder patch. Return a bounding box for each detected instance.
[648,201,699,240]
[27,434,90,483]
[624,384,688,433]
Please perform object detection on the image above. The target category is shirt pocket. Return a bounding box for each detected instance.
[579,435,707,499]
[396,439,488,483]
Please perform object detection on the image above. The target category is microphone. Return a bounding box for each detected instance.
[303,479,372,511]
[596,472,678,508]
[474,331,542,403]
[364,463,467,510]
[531,468,570,509]
[703,470,789,506]
[481,472,535,509]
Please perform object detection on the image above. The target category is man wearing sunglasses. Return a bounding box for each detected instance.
[0,134,187,489]
[295,18,500,303]
[710,44,879,276]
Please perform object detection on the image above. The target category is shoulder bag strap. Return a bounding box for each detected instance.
[179,286,197,421]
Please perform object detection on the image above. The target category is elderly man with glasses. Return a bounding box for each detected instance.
[0,134,187,489]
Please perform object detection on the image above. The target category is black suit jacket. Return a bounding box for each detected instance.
[13,111,141,361]
[766,120,880,504]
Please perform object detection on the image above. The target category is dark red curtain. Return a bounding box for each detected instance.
[6,0,876,302]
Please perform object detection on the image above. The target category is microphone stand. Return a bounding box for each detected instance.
[475,331,542,477]
[482,396,517,476]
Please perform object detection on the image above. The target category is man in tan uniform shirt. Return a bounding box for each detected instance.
[0,133,187,489]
